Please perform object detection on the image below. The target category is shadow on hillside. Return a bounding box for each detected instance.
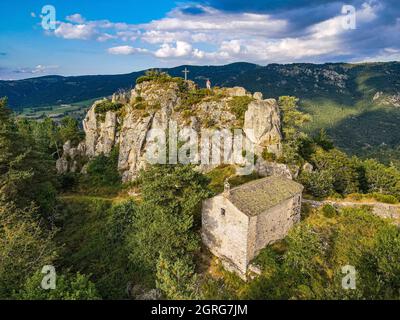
[327,107,400,164]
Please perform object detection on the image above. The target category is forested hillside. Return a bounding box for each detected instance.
[1,76,399,300]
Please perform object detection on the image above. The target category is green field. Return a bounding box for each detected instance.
[17,97,101,121]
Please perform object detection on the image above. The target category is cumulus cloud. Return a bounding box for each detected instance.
[54,22,96,40]
[66,13,85,24]
[47,0,400,64]
[108,46,148,55]
[155,41,193,58]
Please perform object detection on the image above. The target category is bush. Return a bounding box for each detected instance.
[55,197,138,299]
[136,70,184,85]
[228,96,253,125]
[321,204,337,218]
[206,165,236,194]
[78,147,121,195]
[372,193,399,204]
[179,89,208,110]
[347,193,364,201]
[128,164,211,274]
[14,272,100,300]
[94,100,123,115]
[261,148,277,161]
[298,170,334,198]
[244,207,400,300]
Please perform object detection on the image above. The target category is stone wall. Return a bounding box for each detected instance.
[248,194,302,261]
[303,199,400,226]
[202,192,302,279]
[202,195,250,277]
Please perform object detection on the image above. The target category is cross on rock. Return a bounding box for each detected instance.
[182,67,190,81]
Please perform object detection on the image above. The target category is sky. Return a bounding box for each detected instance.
[0,0,399,80]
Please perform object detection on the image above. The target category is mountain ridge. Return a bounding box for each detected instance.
[2,61,399,110]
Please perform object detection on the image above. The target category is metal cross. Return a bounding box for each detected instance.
[182,67,190,81]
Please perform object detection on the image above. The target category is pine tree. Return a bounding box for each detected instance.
[156,253,200,300]
[0,202,57,298]
[0,98,34,206]
[0,98,58,220]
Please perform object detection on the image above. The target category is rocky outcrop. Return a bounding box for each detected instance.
[244,99,282,156]
[57,78,285,182]
[56,140,87,174]
[373,91,400,107]
[83,100,119,157]
[255,158,293,179]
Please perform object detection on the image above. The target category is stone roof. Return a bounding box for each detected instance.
[226,176,303,217]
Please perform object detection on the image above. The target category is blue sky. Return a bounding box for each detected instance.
[0,0,399,80]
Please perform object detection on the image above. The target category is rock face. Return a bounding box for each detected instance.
[373,91,400,107]
[56,140,87,174]
[84,100,119,157]
[57,79,285,181]
[243,99,282,156]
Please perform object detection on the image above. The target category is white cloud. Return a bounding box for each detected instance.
[48,1,399,64]
[142,30,189,44]
[155,41,193,58]
[97,33,116,42]
[55,23,96,40]
[66,13,85,24]
[107,46,148,55]
[220,40,242,54]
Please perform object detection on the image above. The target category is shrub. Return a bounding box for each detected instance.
[347,193,364,201]
[94,100,123,114]
[261,148,277,161]
[298,170,334,198]
[14,272,100,300]
[206,165,236,194]
[136,70,183,85]
[372,193,399,204]
[321,204,337,218]
[228,96,253,125]
[180,89,208,109]
[78,147,121,195]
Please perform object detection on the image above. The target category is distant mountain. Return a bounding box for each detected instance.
[1,62,399,110]
[2,61,400,164]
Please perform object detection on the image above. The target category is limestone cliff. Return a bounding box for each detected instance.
[57,77,286,181]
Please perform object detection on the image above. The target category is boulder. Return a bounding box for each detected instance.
[225,86,247,97]
[255,158,293,179]
[253,92,263,100]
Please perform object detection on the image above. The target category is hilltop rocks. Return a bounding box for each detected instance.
[243,99,282,156]
[224,86,248,97]
[253,92,263,100]
[57,78,285,181]
[83,101,119,157]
